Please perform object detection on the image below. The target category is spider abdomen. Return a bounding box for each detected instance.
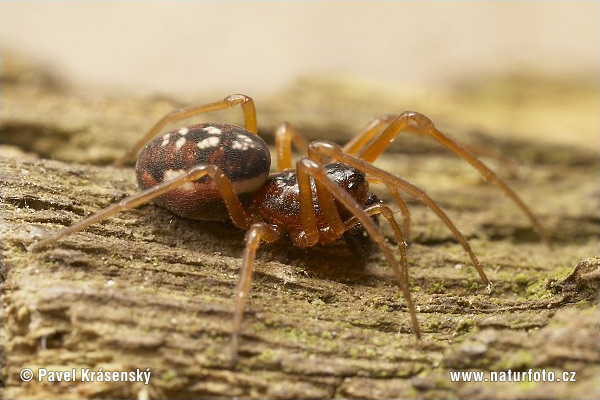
[135,122,271,220]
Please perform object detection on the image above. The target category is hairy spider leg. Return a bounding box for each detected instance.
[344,203,409,281]
[274,122,310,171]
[344,112,551,248]
[29,164,251,252]
[309,141,490,286]
[297,158,422,339]
[231,222,282,361]
[116,94,258,166]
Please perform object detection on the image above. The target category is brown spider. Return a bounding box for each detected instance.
[30,94,550,360]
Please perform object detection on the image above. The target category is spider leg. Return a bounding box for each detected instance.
[344,203,409,281]
[367,176,412,241]
[346,115,518,171]
[231,222,282,361]
[274,122,309,171]
[346,120,413,240]
[309,141,490,286]
[29,164,251,252]
[297,158,421,340]
[116,94,258,166]
[294,158,347,247]
[344,112,551,247]
[389,187,411,242]
[343,114,395,155]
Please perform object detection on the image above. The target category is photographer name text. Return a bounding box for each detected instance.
[20,368,151,384]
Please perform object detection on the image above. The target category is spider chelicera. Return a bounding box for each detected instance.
[30,94,550,360]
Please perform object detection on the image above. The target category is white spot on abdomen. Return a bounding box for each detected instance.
[197,136,220,150]
[163,169,194,190]
[232,133,258,150]
[175,137,187,150]
[202,126,222,135]
[178,127,190,135]
[236,134,253,143]
[160,133,171,147]
[163,169,185,181]
[231,140,250,151]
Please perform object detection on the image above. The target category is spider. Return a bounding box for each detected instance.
[30,94,550,360]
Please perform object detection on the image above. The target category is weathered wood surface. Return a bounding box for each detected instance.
[1,55,598,399]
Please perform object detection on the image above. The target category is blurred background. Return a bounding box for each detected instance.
[1,1,598,149]
[2,2,597,94]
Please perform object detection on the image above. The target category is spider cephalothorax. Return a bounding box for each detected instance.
[250,163,372,246]
[31,94,550,360]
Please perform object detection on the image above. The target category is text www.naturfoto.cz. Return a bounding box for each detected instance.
[449,369,577,383]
